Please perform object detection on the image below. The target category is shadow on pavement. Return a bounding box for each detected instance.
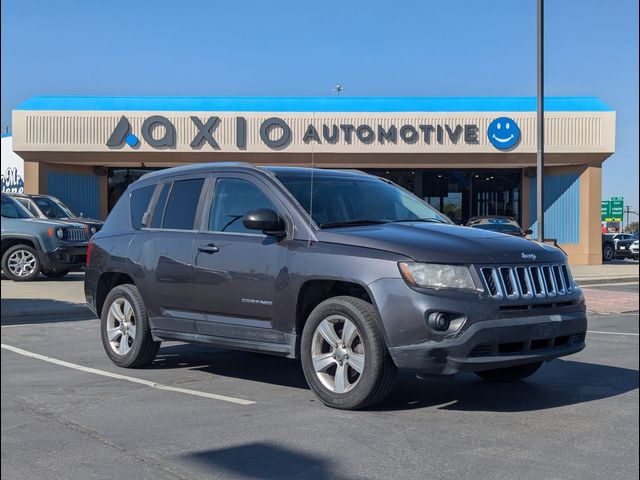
[180,442,339,480]
[1,272,85,282]
[378,359,639,412]
[0,298,95,325]
[152,344,638,412]
[152,344,308,389]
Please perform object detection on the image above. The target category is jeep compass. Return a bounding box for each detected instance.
[85,163,587,409]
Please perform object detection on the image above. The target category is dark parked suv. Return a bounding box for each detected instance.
[85,163,587,409]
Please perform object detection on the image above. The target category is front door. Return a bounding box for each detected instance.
[192,174,290,343]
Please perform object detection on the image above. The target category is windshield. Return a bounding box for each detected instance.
[275,173,450,228]
[470,223,523,234]
[34,196,75,219]
[1,194,34,219]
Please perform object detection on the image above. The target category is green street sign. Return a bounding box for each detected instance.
[601,200,611,221]
[611,196,624,221]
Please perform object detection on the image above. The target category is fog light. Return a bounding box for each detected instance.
[428,312,450,331]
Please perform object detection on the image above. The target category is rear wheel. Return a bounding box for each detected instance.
[43,269,70,278]
[2,244,41,282]
[475,361,543,382]
[300,296,396,410]
[603,243,614,262]
[101,284,160,368]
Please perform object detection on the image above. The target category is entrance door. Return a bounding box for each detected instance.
[192,174,290,343]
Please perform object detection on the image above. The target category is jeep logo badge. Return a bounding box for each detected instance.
[521,252,537,261]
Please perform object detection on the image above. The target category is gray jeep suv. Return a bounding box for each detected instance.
[85,164,587,409]
[1,193,89,281]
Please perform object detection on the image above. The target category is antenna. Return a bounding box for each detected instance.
[332,84,344,96]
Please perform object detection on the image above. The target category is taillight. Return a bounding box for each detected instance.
[86,239,93,266]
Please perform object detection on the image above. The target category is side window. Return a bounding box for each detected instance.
[149,183,170,228]
[162,178,205,230]
[209,178,277,234]
[130,185,156,230]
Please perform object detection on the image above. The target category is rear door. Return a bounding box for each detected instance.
[192,173,291,343]
[130,175,208,334]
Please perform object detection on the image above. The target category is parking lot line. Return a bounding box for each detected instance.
[587,330,639,336]
[1,343,255,406]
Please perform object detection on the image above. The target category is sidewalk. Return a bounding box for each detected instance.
[571,261,639,286]
[1,273,94,324]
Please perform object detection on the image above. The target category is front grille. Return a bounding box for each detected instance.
[479,263,574,300]
[65,227,88,241]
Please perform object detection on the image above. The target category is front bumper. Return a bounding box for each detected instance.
[388,312,586,374]
[39,245,88,271]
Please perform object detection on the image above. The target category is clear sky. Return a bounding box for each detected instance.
[1,0,638,208]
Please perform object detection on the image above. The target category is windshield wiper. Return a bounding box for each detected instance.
[389,218,447,224]
[319,219,388,229]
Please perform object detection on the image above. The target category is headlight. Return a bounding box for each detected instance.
[90,226,97,234]
[398,262,478,291]
[56,228,65,239]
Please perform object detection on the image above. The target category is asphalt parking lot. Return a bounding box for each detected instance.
[1,280,638,479]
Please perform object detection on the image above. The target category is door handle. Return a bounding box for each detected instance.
[198,244,219,254]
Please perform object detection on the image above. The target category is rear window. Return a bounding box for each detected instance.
[162,178,205,230]
[130,185,156,229]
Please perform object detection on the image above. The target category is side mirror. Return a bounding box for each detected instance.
[524,229,533,235]
[243,208,286,237]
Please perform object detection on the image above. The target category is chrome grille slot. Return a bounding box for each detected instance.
[552,265,566,294]
[499,267,518,298]
[515,267,534,298]
[541,266,557,297]
[481,268,502,299]
[478,263,573,300]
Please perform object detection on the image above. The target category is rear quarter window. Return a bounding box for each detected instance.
[130,185,156,229]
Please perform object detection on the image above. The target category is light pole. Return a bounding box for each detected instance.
[536,0,545,242]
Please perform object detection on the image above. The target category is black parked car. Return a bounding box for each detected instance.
[466,216,532,238]
[85,164,586,410]
[10,193,103,235]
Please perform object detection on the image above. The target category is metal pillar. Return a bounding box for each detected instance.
[536,0,545,242]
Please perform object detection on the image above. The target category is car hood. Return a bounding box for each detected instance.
[20,218,86,229]
[55,218,103,227]
[316,222,566,264]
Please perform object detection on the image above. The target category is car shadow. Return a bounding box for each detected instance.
[151,344,309,389]
[152,344,638,412]
[179,442,343,480]
[0,298,96,325]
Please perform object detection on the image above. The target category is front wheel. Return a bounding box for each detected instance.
[475,361,543,382]
[603,243,614,262]
[101,284,160,368]
[300,296,396,410]
[2,244,41,281]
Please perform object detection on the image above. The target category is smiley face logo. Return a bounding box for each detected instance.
[487,117,521,150]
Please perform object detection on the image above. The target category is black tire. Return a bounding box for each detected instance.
[475,361,543,382]
[300,296,396,410]
[1,244,42,282]
[100,284,160,368]
[42,269,70,278]
[603,243,614,262]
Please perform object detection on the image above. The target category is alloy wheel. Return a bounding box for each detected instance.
[7,249,37,278]
[311,315,365,394]
[105,298,137,355]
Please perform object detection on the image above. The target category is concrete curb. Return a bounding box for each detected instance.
[576,276,639,286]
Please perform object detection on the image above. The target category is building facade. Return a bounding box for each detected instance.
[12,96,615,264]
